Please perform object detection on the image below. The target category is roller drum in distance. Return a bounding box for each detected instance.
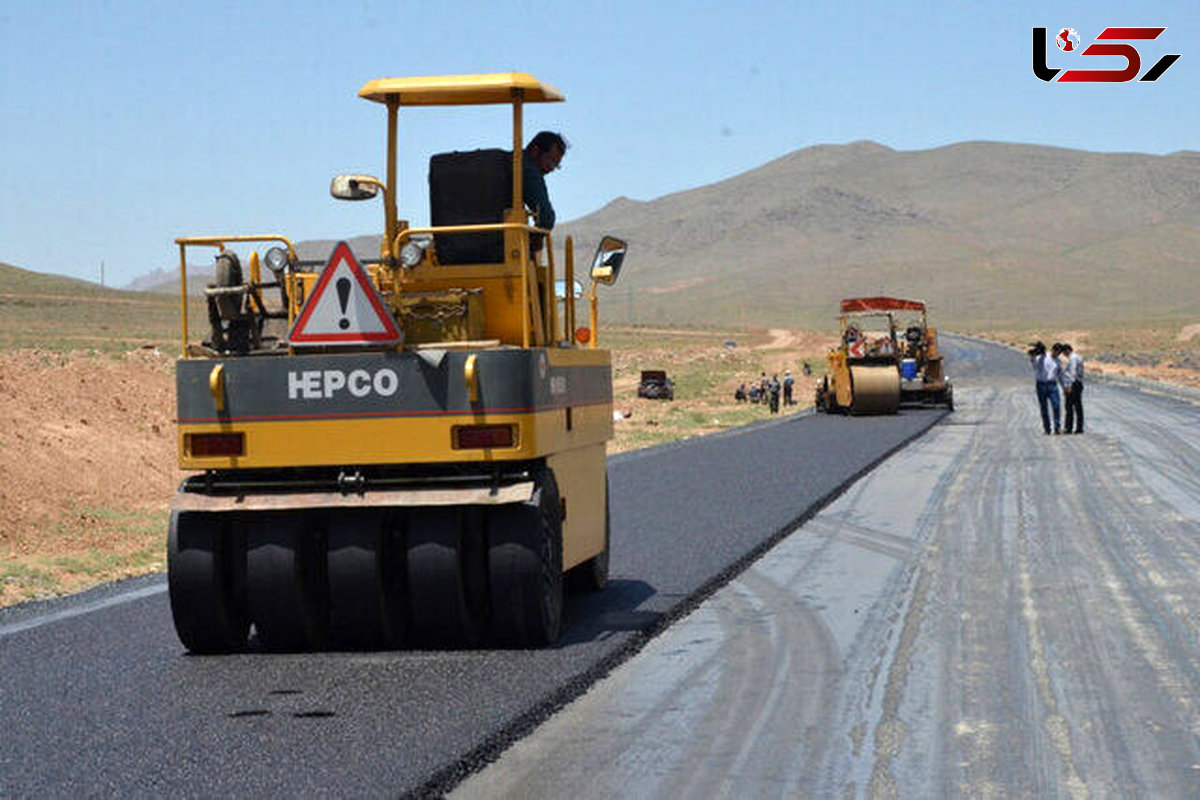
[849,365,901,415]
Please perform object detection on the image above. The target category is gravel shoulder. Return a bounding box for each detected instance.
[453,337,1200,799]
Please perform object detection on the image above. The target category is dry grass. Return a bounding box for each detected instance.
[1,507,165,607]
[978,323,1200,389]
[0,263,204,355]
[605,326,831,453]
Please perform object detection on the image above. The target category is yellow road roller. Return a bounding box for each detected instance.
[814,296,905,414]
[168,73,627,653]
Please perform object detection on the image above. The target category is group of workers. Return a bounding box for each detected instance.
[734,368,807,413]
[1029,341,1085,435]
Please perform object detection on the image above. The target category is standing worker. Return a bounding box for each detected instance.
[768,374,781,415]
[783,371,795,406]
[1029,341,1062,434]
[1060,342,1085,434]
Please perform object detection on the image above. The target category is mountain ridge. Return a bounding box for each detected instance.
[85,139,1200,329]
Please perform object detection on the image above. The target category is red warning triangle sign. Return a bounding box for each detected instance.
[289,241,402,346]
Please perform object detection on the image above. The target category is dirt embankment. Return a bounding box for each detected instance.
[978,324,1200,390]
[0,349,180,557]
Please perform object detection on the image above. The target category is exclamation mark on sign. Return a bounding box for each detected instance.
[336,277,351,330]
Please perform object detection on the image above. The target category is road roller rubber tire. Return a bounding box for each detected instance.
[327,510,406,650]
[246,512,329,652]
[168,511,249,654]
[568,477,609,593]
[407,507,488,648]
[488,467,564,647]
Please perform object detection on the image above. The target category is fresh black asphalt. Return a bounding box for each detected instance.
[0,344,970,797]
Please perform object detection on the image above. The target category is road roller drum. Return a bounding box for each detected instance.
[849,365,900,414]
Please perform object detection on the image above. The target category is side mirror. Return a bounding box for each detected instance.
[330,174,383,201]
[590,236,627,285]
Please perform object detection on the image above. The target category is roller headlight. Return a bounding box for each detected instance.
[264,246,290,276]
[400,241,426,268]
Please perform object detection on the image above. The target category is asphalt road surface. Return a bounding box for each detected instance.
[0,362,945,796]
[454,338,1200,799]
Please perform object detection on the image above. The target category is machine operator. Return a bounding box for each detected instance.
[524,131,567,235]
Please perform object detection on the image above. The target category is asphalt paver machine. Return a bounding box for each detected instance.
[168,73,627,653]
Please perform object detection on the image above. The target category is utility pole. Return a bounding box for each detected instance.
[100,260,105,287]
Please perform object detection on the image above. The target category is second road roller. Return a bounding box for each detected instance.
[815,296,953,414]
[167,73,627,653]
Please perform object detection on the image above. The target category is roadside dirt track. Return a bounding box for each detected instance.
[454,343,1200,799]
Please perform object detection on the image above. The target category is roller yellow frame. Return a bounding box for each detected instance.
[167,72,627,653]
[365,72,563,349]
[175,73,586,355]
[172,71,625,522]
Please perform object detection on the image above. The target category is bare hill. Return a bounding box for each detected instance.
[128,235,381,296]
[0,261,197,353]
[558,141,1200,329]
[2,262,112,296]
[124,141,1199,329]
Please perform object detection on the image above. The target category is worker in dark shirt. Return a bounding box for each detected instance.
[523,131,566,234]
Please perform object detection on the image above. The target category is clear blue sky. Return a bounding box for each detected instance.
[1,0,1195,286]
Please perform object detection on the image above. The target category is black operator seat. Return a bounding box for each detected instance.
[428,149,512,265]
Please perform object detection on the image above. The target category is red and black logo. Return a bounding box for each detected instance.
[1033,27,1180,82]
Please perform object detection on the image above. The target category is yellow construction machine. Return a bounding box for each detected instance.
[813,297,909,414]
[893,298,954,410]
[168,73,627,653]
[815,296,953,414]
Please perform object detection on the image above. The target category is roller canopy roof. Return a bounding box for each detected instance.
[358,73,564,106]
[841,297,927,313]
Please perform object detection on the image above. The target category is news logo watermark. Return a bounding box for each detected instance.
[1033,27,1180,82]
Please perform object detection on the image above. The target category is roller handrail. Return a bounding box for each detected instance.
[394,223,554,348]
[174,234,299,257]
[391,222,550,258]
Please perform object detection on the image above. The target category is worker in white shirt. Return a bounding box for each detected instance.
[1028,340,1062,434]
[1059,342,1085,434]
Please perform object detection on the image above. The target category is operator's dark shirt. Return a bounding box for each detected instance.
[523,152,555,230]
